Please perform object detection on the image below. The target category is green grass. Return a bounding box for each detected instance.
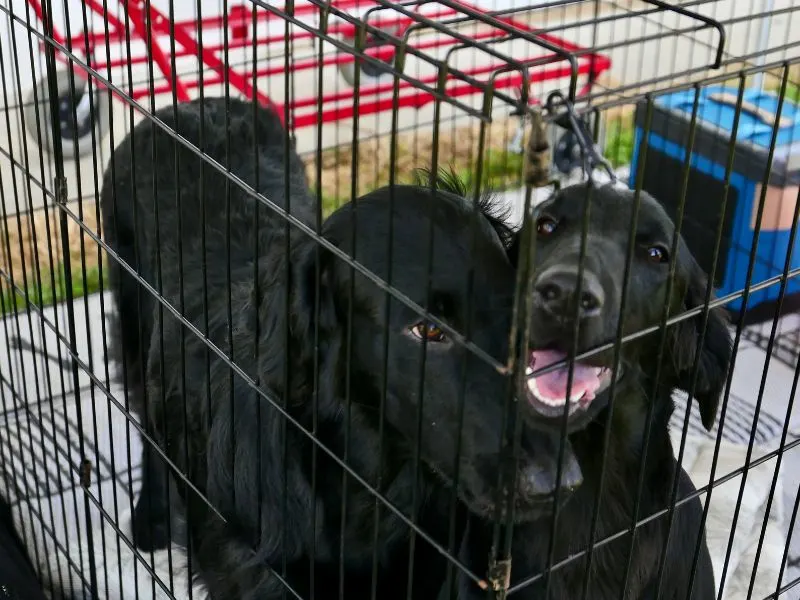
[785,80,800,104]
[603,118,635,168]
[320,191,346,220]
[760,71,800,103]
[0,263,107,316]
[457,149,525,195]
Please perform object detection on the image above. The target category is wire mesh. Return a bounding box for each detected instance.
[0,1,798,600]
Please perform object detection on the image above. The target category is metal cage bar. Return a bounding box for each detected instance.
[1,2,800,600]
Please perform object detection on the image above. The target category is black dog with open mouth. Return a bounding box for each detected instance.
[100,99,585,600]
[456,182,732,599]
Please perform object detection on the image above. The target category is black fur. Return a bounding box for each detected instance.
[101,97,311,552]
[456,183,733,599]
[100,99,580,599]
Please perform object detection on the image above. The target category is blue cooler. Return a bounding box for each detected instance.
[629,86,800,321]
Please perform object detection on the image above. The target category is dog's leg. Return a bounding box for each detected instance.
[108,228,172,551]
[644,466,715,600]
[132,440,172,551]
[122,339,173,552]
[186,506,307,600]
[451,518,499,600]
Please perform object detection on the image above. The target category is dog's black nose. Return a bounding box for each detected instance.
[534,266,604,319]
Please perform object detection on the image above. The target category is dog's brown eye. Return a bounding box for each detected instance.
[647,245,669,263]
[537,216,558,236]
[410,322,446,342]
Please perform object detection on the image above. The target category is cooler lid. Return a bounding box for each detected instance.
[649,85,800,180]
[656,86,800,148]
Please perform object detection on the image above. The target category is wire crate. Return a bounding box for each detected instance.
[0,1,800,600]
[19,0,617,158]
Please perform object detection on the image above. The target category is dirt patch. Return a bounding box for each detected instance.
[305,117,521,210]
[0,204,100,296]
[1,117,523,293]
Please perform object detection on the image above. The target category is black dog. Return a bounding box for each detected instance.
[101,97,313,552]
[100,98,582,599]
[456,183,732,599]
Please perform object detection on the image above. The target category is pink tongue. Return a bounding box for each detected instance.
[530,349,601,402]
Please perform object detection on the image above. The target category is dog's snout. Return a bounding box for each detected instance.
[534,266,604,319]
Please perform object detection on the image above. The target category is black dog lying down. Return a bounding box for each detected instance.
[456,183,732,599]
[100,98,583,599]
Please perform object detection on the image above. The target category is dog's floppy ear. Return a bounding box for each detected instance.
[245,235,341,408]
[293,240,340,337]
[290,236,343,380]
[670,256,733,430]
[289,237,343,410]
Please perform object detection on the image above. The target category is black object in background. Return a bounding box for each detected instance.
[0,493,47,600]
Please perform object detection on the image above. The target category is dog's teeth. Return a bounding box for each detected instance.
[526,366,533,376]
[527,378,566,407]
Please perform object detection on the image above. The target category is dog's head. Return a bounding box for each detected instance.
[289,179,581,523]
[507,182,732,432]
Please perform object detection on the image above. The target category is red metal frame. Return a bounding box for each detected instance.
[27,0,611,131]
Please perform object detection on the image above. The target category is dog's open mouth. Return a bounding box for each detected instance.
[525,349,615,419]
